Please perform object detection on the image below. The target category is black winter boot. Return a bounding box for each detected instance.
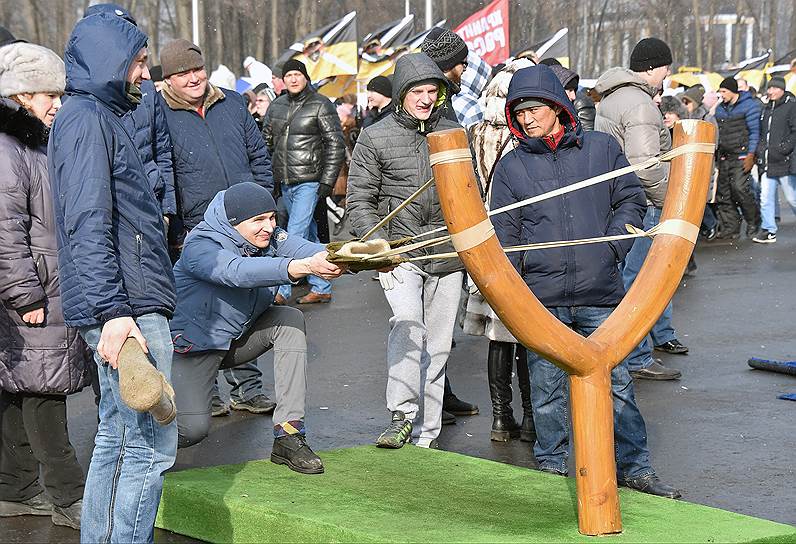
[487,341,520,441]
[515,345,536,442]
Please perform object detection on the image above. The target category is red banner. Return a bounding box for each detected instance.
[454,0,509,66]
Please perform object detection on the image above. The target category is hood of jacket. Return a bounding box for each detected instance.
[391,53,450,133]
[594,67,658,99]
[505,64,581,153]
[197,191,263,257]
[0,98,48,148]
[64,11,147,115]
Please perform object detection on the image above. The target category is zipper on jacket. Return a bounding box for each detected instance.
[552,149,575,305]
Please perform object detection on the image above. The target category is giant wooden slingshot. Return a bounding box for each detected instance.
[427,120,716,536]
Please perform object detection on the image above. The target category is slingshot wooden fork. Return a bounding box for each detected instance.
[428,120,716,536]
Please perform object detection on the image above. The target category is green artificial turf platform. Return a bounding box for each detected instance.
[156,446,796,543]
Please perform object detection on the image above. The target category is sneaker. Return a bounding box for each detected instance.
[654,339,689,355]
[51,499,82,530]
[442,410,456,425]
[271,434,324,474]
[752,230,776,244]
[230,394,276,414]
[211,395,230,417]
[630,359,681,381]
[376,411,413,449]
[621,474,681,499]
[0,492,52,517]
[442,394,479,416]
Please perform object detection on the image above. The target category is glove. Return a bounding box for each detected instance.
[742,153,755,174]
[317,183,333,200]
[378,264,406,291]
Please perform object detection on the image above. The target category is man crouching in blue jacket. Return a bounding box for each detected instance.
[491,64,680,498]
[170,182,345,474]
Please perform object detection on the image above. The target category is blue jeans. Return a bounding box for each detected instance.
[760,174,796,234]
[277,181,331,298]
[527,306,653,481]
[79,314,177,544]
[621,206,676,371]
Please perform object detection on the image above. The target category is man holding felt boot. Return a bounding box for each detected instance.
[169,182,350,474]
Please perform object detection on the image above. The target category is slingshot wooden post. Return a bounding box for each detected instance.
[428,120,716,536]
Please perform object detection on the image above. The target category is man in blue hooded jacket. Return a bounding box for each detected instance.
[169,182,345,474]
[491,64,679,498]
[48,10,176,543]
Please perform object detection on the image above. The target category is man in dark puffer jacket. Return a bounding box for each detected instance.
[348,53,465,449]
[714,76,762,238]
[491,64,679,499]
[159,39,273,233]
[262,59,344,305]
[48,11,177,542]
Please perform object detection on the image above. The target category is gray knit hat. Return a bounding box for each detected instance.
[160,38,204,78]
[421,27,468,73]
[0,42,65,97]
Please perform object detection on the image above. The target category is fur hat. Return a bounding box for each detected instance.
[659,95,686,119]
[421,27,468,72]
[0,42,65,97]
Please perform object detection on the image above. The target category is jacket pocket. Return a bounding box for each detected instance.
[134,233,148,292]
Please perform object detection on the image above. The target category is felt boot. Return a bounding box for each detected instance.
[118,338,176,425]
[488,341,520,442]
[515,345,536,442]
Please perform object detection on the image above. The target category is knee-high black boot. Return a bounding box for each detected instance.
[515,345,536,442]
[487,341,520,441]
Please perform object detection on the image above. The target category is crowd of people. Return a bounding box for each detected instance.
[0,4,793,543]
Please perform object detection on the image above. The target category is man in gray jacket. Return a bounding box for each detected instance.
[347,53,464,449]
[595,38,683,380]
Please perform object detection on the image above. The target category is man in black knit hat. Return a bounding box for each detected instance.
[262,58,345,305]
[713,76,762,239]
[594,37,685,380]
[362,75,392,129]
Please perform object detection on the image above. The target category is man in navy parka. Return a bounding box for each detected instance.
[48,11,177,543]
[490,64,679,498]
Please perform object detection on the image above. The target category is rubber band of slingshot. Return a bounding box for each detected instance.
[406,141,716,242]
[449,219,495,252]
[429,149,473,166]
[653,219,700,244]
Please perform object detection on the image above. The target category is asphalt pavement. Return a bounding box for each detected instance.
[4,213,795,543]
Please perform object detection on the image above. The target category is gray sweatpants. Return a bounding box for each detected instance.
[172,306,308,448]
[383,264,463,447]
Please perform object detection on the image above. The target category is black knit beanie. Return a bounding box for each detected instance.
[224,182,277,226]
[421,27,468,72]
[366,75,392,99]
[629,38,673,72]
[282,58,311,82]
[719,77,738,94]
